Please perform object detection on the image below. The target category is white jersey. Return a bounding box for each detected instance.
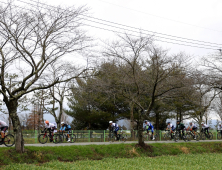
[189,123,196,128]
[167,124,174,129]
[0,120,7,128]
[45,123,55,129]
[202,124,209,129]
[111,123,118,128]
[218,125,222,131]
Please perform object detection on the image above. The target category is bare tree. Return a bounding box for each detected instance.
[103,34,187,146]
[0,2,91,152]
[213,93,222,121]
[187,70,218,127]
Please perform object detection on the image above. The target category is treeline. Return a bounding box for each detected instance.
[65,35,222,132]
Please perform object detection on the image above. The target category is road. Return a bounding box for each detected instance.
[0,140,221,147]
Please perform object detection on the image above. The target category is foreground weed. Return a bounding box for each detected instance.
[3,153,222,170]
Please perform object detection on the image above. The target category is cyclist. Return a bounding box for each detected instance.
[201,122,209,134]
[217,123,222,136]
[59,122,71,142]
[144,120,155,140]
[0,120,8,144]
[109,121,119,140]
[176,120,186,139]
[42,120,56,142]
[187,122,197,139]
[166,122,175,139]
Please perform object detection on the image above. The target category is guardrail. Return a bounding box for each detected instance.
[6,130,222,144]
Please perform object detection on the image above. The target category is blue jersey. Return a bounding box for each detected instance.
[60,124,71,131]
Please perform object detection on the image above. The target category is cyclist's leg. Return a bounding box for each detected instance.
[48,128,53,141]
[1,127,7,142]
[115,127,119,140]
[0,127,4,141]
[171,127,175,139]
[151,126,154,139]
[67,129,71,141]
[113,130,118,140]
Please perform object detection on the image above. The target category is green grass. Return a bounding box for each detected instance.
[2,153,222,170]
[0,142,222,166]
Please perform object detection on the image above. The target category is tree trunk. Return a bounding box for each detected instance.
[130,102,135,140]
[138,110,145,146]
[6,100,24,153]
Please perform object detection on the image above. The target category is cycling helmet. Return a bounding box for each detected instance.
[109,121,113,123]
[201,122,204,124]
[167,122,170,124]
[219,123,221,126]
[177,120,180,123]
[61,122,65,125]
[45,120,49,124]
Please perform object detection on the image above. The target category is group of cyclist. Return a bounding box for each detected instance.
[1,118,222,144]
[43,120,71,142]
[0,119,72,144]
[166,120,222,140]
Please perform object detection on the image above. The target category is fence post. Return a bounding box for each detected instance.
[104,130,105,142]
[160,130,161,141]
[35,130,38,143]
[88,130,90,142]
[216,130,217,140]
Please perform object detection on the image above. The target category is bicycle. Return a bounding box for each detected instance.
[0,131,15,147]
[217,130,222,140]
[58,131,76,143]
[163,130,174,141]
[143,131,159,141]
[174,129,187,142]
[200,129,213,140]
[108,131,126,142]
[186,129,200,141]
[38,130,61,144]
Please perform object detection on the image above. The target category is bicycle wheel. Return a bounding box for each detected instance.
[154,133,159,141]
[163,133,170,141]
[174,132,179,142]
[186,132,192,141]
[201,133,206,140]
[3,134,15,147]
[143,134,149,141]
[195,132,200,141]
[108,134,115,142]
[52,134,61,144]
[120,135,127,142]
[69,134,76,143]
[182,134,187,142]
[38,134,48,144]
[217,133,222,140]
[208,132,213,140]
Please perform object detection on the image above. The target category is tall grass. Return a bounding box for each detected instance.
[2,153,222,170]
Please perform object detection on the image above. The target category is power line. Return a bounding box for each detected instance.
[0,0,220,50]
[27,0,222,47]
[96,0,222,33]
[81,17,221,49]
[24,0,222,48]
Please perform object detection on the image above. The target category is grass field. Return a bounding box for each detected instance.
[2,153,222,170]
[1,142,222,169]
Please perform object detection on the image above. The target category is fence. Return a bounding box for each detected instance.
[7,130,222,144]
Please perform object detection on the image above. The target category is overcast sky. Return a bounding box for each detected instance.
[12,0,222,57]
[25,0,222,58]
[2,0,222,122]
